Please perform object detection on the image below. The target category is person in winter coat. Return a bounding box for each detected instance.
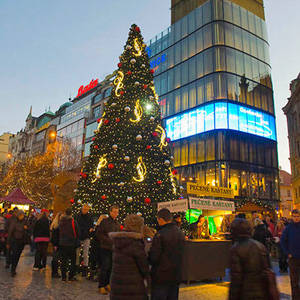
[148,208,185,300]
[59,207,80,282]
[33,209,50,270]
[274,219,288,273]
[253,218,273,248]
[280,209,300,299]
[3,207,19,268]
[50,211,63,278]
[96,206,120,295]
[74,204,94,276]
[88,214,107,280]
[0,212,5,256]
[229,218,279,300]
[109,214,149,300]
[7,210,28,277]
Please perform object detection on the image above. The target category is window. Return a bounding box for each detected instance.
[287,190,291,197]
[72,122,78,133]
[94,93,103,104]
[93,106,102,119]
[78,119,85,130]
[104,88,112,98]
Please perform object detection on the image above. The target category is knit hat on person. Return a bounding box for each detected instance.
[124,214,144,233]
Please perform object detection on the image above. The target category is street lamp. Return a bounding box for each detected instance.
[7,153,12,159]
[49,131,56,139]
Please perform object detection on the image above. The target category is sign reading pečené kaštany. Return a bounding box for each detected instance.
[187,182,235,199]
[189,197,235,212]
[157,199,188,213]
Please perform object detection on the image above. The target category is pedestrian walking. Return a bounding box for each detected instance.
[3,207,19,269]
[0,212,5,256]
[148,208,185,300]
[274,219,288,273]
[97,205,120,295]
[59,207,80,282]
[109,214,149,300]
[7,210,29,277]
[229,218,279,300]
[50,211,63,278]
[33,209,50,271]
[280,209,300,300]
[27,211,37,253]
[74,204,94,277]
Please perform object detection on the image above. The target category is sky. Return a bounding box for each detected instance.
[0,0,299,173]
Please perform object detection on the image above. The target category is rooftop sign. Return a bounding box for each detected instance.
[77,79,98,97]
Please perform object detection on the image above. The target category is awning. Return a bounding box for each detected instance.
[0,188,35,205]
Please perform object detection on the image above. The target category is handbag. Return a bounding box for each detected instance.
[71,219,81,249]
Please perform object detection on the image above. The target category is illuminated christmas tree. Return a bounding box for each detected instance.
[74,24,180,224]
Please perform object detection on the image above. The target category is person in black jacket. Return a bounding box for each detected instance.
[7,210,28,277]
[3,207,19,269]
[148,208,185,300]
[109,214,149,300]
[253,218,273,248]
[74,204,94,276]
[96,205,120,295]
[229,218,279,300]
[33,209,50,270]
[59,207,80,282]
[50,211,63,278]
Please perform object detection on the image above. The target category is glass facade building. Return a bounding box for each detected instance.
[147,0,279,204]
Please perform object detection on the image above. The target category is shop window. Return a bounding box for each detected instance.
[241,170,249,197]
[206,162,216,186]
[250,171,258,197]
[189,141,197,164]
[196,165,205,185]
[229,168,240,196]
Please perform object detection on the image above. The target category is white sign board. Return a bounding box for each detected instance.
[189,197,235,212]
[157,199,188,213]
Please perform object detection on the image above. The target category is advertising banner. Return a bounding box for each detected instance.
[189,197,235,212]
[187,182,235,199]
[157,199,188,213]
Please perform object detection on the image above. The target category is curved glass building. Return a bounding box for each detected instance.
[147,0,279,207]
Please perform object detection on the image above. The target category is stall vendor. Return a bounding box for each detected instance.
[190,215,210,239]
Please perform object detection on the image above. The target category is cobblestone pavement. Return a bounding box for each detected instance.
[0,247,292,300]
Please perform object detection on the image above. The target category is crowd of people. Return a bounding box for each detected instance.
[1,206,300,300]
[0,205,185,299]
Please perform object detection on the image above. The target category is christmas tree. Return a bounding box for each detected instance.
[74,24,180,224]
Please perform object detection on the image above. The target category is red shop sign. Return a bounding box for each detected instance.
[77,79,98,97]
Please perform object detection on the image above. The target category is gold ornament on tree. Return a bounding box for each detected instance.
[155,125,168,151]
[133,156,147,182]
[114,71,124,97]
[133,38,142,56]
[130,99,143,123]
[92,155,107,183]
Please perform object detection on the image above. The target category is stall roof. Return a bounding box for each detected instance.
[0,188,35,205]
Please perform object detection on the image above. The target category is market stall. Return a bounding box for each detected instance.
[0,188,35,213]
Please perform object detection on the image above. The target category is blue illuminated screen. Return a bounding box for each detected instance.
[165,102,277,141]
